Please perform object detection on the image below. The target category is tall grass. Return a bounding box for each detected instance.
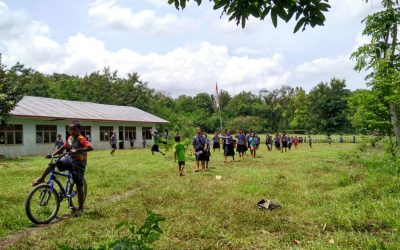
[0,143,399,249]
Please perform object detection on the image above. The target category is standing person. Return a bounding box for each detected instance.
[129,136,135,149]
[281,131,288,153]
[308,135,313,148]
[31,121,93,215]
[54,134,64,150]
[162,129,169,140]
[327,134,332,146]
[192,127,207,172]
[288,136,294,151]
[255,134,260,150]
[150,128,165,156]
[212,132,221,152]
[173,135,186,176]
[221,129,235,163]
[204,132,211,170]
[245,129,253,155]
[293,136,299,149]
[274,133,281,151]
[142,137,146,148]
[265,133,273,152]
[248,132,257,158]
[235,128,247,159]
[110,131,117,155]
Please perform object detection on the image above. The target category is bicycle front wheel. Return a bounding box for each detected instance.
[68,178,87,210]
[25,184,60,224]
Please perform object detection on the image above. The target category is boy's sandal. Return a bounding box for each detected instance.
[31,179,44,186]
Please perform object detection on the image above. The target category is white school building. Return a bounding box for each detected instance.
[0,96,168,157]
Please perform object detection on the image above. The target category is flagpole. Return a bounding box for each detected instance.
[216,82,223,131]
[218,102,223,132]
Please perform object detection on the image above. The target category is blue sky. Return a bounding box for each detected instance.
[0,0,380,96]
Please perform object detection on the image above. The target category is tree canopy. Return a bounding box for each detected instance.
[1,60,359,135]
[351,0,400,145]
[167,0,330,32]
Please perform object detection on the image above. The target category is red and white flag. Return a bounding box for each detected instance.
[214,82,220,109]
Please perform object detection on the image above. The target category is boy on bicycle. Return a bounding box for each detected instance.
[31,121,93,215]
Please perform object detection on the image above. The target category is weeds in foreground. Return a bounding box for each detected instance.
[60,210,165,250]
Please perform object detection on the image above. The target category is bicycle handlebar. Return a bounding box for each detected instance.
[46,152,70,160]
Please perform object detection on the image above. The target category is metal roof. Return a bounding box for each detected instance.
[11,96,169,124]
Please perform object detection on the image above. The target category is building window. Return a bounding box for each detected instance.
[80,126,91,141]
[142,127,152,140]
[100,126,114,141]
[0,124,23,145]
[36,125,57,144]
[125,127,136,140]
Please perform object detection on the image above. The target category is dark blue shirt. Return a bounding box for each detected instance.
[236,133,246,145]
[222,134,233,144]
[192,135,207,150]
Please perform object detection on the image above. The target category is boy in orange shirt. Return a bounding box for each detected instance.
[31,121,93,214]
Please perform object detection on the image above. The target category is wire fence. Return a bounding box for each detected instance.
[290,135,359,144]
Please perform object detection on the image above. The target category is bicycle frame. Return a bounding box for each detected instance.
[46,153,78,202]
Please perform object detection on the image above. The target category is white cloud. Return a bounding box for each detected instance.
[294,54,367,90]
[0,1,65,69]
[1,0,370,97]
[88,0,183,33]
[328,0,381,24]
[295,56,353,76]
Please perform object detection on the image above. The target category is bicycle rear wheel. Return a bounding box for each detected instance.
[68,178,87,210]
[25,184,60,224]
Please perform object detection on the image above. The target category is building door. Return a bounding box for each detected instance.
[119,126,124,149]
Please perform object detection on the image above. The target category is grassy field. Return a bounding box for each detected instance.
[0,143,399,249]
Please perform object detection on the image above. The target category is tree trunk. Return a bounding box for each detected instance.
[390,103,400,146]
[388,1,399,146]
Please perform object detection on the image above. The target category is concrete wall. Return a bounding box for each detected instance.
[0,117,155,157]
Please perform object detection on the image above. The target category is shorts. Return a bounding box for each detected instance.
[178,161,185,166]
[151,144,159,152]
[282,141,288,148]
[237,144,246,153]
[111,144,117,149]
[213,142,220,149]
[195,148,206,161]
[55,155,86,186]
[250,146,257,151]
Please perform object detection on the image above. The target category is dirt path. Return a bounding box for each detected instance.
[0,185,146,249]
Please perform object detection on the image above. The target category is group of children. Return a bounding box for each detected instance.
[169,128,318,177]
[169,128,269,177]
[32,122,317,215]
[212,129,261,161]
[266,132,313,152]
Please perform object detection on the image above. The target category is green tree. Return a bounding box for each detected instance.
[348,89,392,135]
[168,0,330,32]
[227,115,264,132]
[290,87,311,130]
[259,86,297,131]
[193,93,214,113]
[307,78,351,133]
[0,56,24,125]
[225,91,263,118]
[352,0,400,145]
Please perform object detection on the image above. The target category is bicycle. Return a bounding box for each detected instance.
[25,153,87,224]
